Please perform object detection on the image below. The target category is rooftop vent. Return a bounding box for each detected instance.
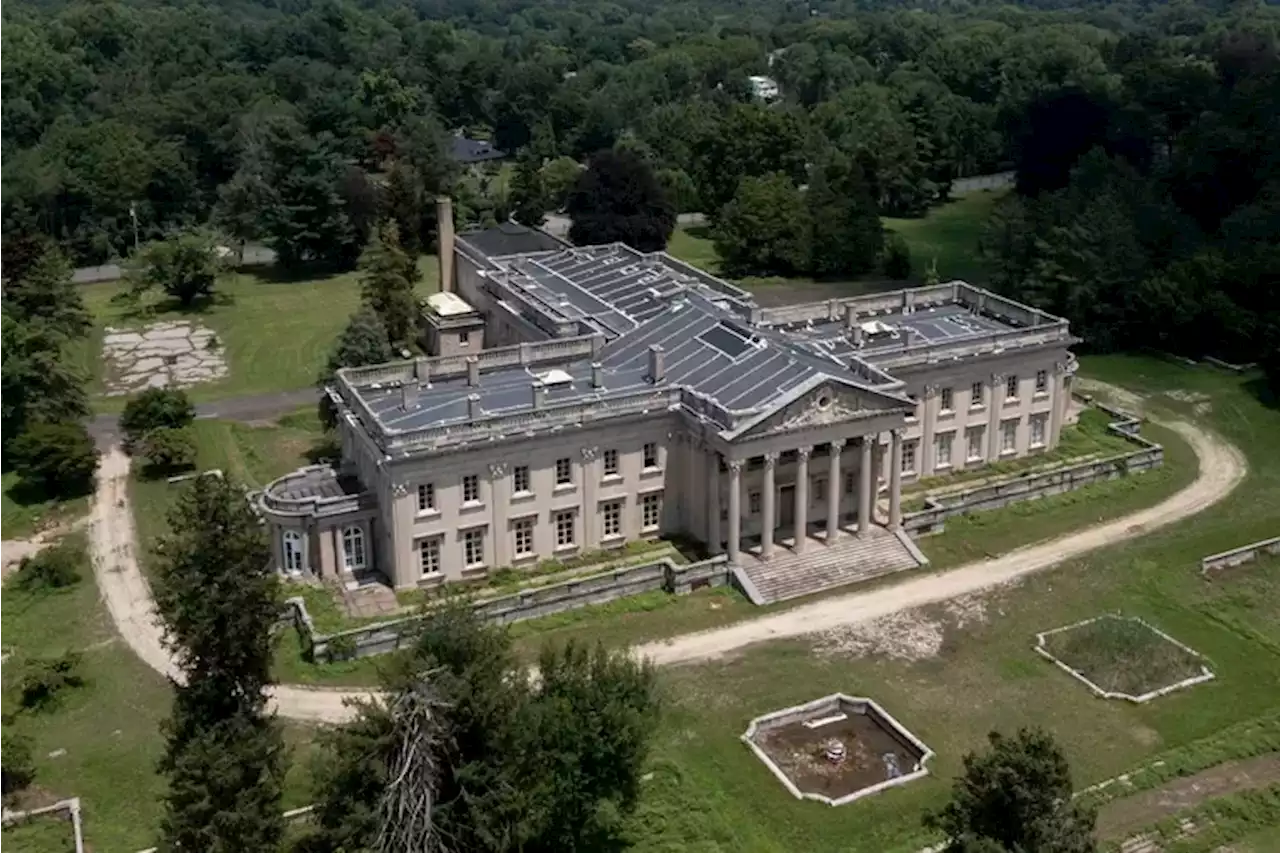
[538,368,574,387]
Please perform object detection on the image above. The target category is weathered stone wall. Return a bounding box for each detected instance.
[282,555,730,662]
[1201,536,1280,575]
[903,400,1163,537]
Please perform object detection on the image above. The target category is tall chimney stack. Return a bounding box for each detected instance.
[467,393,481,420]
[844,304,858,330]
[401,381,418,411]
[648,345,665,384]
[437,196,455,294]
[591,362,603,389]
[466,355,479,387]
[531,381,544,409]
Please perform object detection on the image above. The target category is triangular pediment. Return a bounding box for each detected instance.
[728,376,911,441]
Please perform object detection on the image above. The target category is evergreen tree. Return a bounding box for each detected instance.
[806,155,884,277]
[9,421,98,496]
[358,221,419,348]
[260,120,357,269]
[1,315,91,453]
[510,150,551,228]
[567,148,675,251]
[926,728,1096,853]
[713,173,811,277]
[1,245,90,338]
[321,308,395,384]
[152,473,284,853]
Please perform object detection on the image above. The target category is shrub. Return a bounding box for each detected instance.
[10,421,98,496]
[1,730,36,795]
[121,388,196,447]
[14,539,83,591]
[140,426,198,475]
[882,233,912,280]
[19,652,86,711]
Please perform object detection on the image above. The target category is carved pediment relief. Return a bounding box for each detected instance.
[742,384,885,439]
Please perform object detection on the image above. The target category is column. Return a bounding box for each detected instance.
[727,459,743,564]
[858,434,873,536]
[579,446,598,547]
[707,452,722,553]
[889,428,903,531]
[794,446,811,554]
[921,385,938,476]
[1048,361,1066,448]
[761,453,777,559]
[986,372,1003,462]
[488,463,509,568]
[826,440,844,543]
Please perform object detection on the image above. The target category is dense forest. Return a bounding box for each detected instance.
[2,0,1278,381]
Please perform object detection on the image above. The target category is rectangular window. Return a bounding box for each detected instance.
[902,441,917,473]
[940,387,953,412]
[342,526,366,571]
[463,528,485,568]
[642,493,663,530]
[512,465,530,494]
[555,457,572,485]
[462,474,480,503]
[967,427,985,461]
[749,490,761,515]
[602,500,622,537]
[642,442,658,469]
[970,381,984,408]
[513,518,534,557]
[416,483,435,513]
[1005,374,1019,400]
[1031,414,1048,447]
[906,394,919,420]
[1002,419,1018,453]
[812,478,827,507]
[936,432,953,467]
[554,510,576,548]
[603,448,619,476]
[844,471,857,494]
[458,330,470,346]
[1035,369,1049,394]
[418,537,440,576]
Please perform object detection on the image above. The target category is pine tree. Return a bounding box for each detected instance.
[1,245,90,338]
[358,221,419,348]
[152,473,284,853]
[806,155,884,277]
[567,148,676,251]
[510,150,551,228]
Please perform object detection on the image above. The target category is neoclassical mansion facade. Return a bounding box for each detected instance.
[257,205,1078,590]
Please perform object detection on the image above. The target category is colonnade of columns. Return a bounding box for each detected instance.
[711,428,905,565]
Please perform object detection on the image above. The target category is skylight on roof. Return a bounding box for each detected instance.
[538,368,574,386]
[698,322,756,359]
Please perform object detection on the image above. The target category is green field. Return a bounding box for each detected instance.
[72,256,439,408]
[666,192,1002,303]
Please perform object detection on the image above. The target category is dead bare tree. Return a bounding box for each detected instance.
[376,674,450,853]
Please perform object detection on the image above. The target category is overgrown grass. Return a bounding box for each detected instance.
[73,256,439,407]
[1099,784,1280,852]
[0,817,77,853]
[2,472,89,541]
[1041,616,1209,697]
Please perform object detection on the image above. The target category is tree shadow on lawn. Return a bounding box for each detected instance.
[4,476,93,512]
[247,263,356,286]
[108,289,235,321]
[1242,375,1279,412]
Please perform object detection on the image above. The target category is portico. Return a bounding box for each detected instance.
[708,427,907,565]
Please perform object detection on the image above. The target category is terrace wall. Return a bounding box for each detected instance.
[903,399,1163,537]
[281,555,729,661]
[1201,536,1280,575]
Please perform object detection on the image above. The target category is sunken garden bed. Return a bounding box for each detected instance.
[741,693,934,806]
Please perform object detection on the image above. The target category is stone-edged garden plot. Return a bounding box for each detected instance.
[741,694,933,806]
[1036,615,1214,703]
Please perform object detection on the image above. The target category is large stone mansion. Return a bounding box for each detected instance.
[257,200,1079,590]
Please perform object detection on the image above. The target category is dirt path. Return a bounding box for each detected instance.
[1097,753,1280,839]
[632,413,1245,667]
[89,447,371,722]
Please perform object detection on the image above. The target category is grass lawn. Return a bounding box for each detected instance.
[72,256,439,408]
[665,191,1002,306]
[609,357,1280,853]
[1039,615,1210,697]
[883,190,1004,285]
[0,816,77,853]
[1,472,89,541]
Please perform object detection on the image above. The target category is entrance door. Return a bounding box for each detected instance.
[778,485,795,529]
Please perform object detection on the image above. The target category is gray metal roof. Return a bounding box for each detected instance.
[345,243,1059,442]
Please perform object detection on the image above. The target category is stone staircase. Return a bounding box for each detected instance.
[736,526,926,604]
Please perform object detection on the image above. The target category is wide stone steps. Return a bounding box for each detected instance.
[739,528,924,604]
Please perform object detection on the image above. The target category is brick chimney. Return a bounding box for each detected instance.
[591,362,603,389]
[400,382,418,410]
[648,345,665,384]
[437,196,455,294]
[466,355,479,387]
[531,381,545,409]
[467,393,481,420]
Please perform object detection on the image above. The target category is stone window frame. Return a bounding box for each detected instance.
[512,465,531,495]
[1035,369,1049,395]
[602,448,620,477]
[554,509,577,549]
[966,426,985,461]
[282,529,305,575]
[417,483,436,514]
[512,517,535,558]
[642,442,659,470]
[970,381,985,409]
[1005,374,1020,401]
[939,386,954,412]
[601,499,623,539]
[458,329,471,346]
[554,456,573,486]
[462,527,486,569]
[1000,418,1019,454]
[935,430,954,469]
[901,440,917,474]
[418,536,441,576]
[1030,413,1048,448]
[749,490,762,515]
[342,525,366,572]
[462,474,481,504]
[641,492,663,531]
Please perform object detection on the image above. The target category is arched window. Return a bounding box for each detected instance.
[342,526,366,572]
[282,530,305,576]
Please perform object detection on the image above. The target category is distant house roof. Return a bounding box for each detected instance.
[456,222,567,259]
[450,135,507,164]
